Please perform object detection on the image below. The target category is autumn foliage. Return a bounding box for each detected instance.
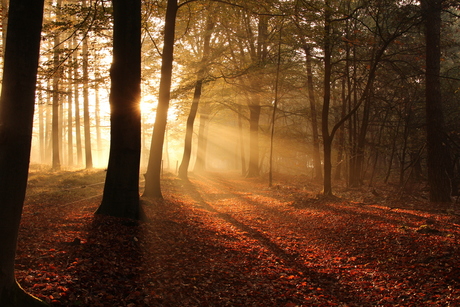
[16,169,460,306]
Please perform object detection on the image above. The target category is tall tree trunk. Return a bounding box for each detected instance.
[51,0,62,171]
[59,82,65,164]
[1,0,7,58]
[354,94,372,185]
[246,14,268,178]
[269,26,283,187]
[45,83,52,164]
[178,80,203,179]
[334,78,346,180]
[143,0,178,198]
[399,102,412,186]
[82,0,93,169]
[368,109,389,186]
[322,0,333,196]
[178,11,214,179]
[423,0,452,202]
[38,94,46,163]
[247,101,261,177]
[95,77,102,166]
[0,1,47,305]
[73,37,83,167]
[67,67,74,167]
[348,44,358,187]
[96,0,142,219]
[193,107,209,172]
[304,45,322,181]
[237,104,246,175]
[384,117,401,184]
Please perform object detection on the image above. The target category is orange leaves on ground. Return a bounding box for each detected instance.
[14,171,460,306]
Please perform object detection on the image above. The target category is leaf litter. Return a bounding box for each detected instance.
[15,170,460,306]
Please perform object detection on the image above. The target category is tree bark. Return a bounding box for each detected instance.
[0,0,7,57]
[322,0,333,196]
[52,0,62,171]
[334,78,346,180]
[237,105,246,175]
[423,0,452,202]
[0,1,47,305]
[82,0,93,169]
[67,67,74,167]
[193,107,209,172]
[96,0,142,219]
[143,0,178,198]
[178,79,203,179]
[247,102,261,177]
[95,76,102,166]
[73,36,83,167]
[304,45,322,181]
[178,11,214,179]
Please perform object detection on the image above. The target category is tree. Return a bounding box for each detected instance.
[73,35,84,167]
[0,1,47,306]
[304,45,322,181]
[321,0,334,196]
[246,13,269,178]
[178,6,214,180]
[96,0,143,219]
[82,0,93,170]
[52,0,63,171]
[1,0,7,57]
[67,61,74,167]
[422,0,452,202]
[319,0,421,195]
[143,0,178,198]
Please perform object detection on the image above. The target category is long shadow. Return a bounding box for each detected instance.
[210,173,434,228]
[186,174,460,303]
[199,173,448,262]
[179,177,369,306]
[67,214,143,306]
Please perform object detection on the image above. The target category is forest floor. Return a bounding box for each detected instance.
[16,168,460,306]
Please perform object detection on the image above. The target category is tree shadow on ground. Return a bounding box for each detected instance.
[68,214,143,306]
[178,177,376,306]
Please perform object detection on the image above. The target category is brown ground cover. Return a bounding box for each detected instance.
[15,169,460,306]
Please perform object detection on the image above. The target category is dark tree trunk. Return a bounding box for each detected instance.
[67,68,73,167]
[38,95,46,163]
[178,80,203,179]
[237,105,246,175]
[52,0,62,171]
[334,78,346,180]
[178,12,214,179]
[96,0,142,219]
[322,0,333,196]
[423,0,452,202]
[268,27,282,187]
[73,36,83,167]
[193,108,209,172]
[246,14,268,178]
[304,46,323,181]
[0,1,47,305]
[82,6,93,170]
[0,0,7,54]
[143,0,178,198]
[247,102,261,177]
[95,78,102,165]
[354,94,372,186]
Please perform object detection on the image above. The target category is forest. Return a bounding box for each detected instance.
[0,0,460,306]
